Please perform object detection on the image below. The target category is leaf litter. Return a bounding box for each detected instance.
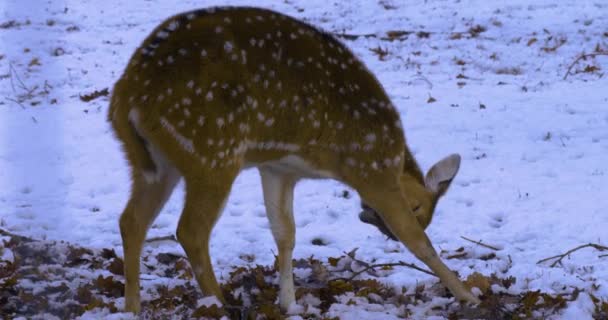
[0,230,597,319]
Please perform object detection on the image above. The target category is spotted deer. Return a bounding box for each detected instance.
[109,6,480,313]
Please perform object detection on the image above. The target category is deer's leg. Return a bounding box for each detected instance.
[360,183,480,304]
[260,168,297,311]
[176,170,238,302]
[120,166,180,313]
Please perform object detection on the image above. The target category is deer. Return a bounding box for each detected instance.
[108,6,480,314]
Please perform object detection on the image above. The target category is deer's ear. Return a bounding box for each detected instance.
[425,154,461,197]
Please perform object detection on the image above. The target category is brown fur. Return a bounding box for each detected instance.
[109,6,479,313]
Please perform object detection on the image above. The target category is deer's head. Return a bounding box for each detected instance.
[359,154,461,240]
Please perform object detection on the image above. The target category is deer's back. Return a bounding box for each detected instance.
[112,7,407,179]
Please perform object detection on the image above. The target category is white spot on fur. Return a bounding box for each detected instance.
[159,116,194,154]
[224,41,233,52]
[365,133,376,143]
[383,158,392,167]
[241,50,247,64]
[167,20,179,31]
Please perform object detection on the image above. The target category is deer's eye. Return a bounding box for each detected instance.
[412,204,421,213]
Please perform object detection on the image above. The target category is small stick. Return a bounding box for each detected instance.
[145,234,178,243]
[9,62,35,97]
[5,97,26,109]
[332,30,437,41]
[461,236,500,251]
[344,261,436,281]
[537,243,608,267]
[563,51,608,80]
[0,228,33,242]
[332,249,436,281]
[411,73,434,90]
[332,32,377,40]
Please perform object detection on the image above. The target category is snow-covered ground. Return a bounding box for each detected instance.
[1,0,607,319]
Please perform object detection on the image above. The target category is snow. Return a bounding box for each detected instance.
[561,292,595,320]
[1,0,608,319]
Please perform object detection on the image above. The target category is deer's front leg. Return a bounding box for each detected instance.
[362,186,480,304]
[260,168,297,311]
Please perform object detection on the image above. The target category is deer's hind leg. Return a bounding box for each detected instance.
[175,165,241,302]
[119,142,181,313]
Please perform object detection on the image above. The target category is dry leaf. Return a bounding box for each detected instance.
[108,258,124,275]
[79,88,109,102]
[464,272,491,294]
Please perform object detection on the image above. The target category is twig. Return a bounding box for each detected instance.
[461,236,500,251]
[145,234,177,243]
[0,228,34,242]
[5,97,26,109]
[537,243,608,267]
[563,51,608,80]
[332,31,377,40]
[9,62,35,97]
[499,254,514,273]
[411,73,433,90]
[344,261,436,281]
[332,29,493,42]
[8,62,38,107]
[343,249,379,277]
[332,30,431,41]
[330,249,436,281]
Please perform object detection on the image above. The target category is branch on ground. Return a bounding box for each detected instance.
[339,249,436,281]
[145,234,178,243]
[537,243,608,267]
[332,30,435,42]
[0,228,34,242]
[461,236,500,251]
[563,50,608,79]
